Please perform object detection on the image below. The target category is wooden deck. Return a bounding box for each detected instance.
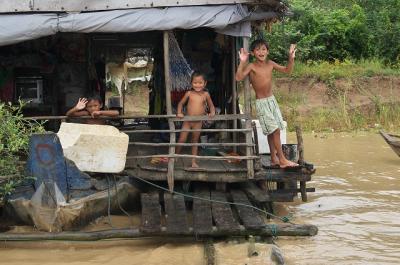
[139,187,267,236]
[124,131,315,203]
[125,145,314,180]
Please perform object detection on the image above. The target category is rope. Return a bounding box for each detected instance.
[106,175,115,229]
[112,174,135,227]
[269,224,278,237]
[130,175,294,224]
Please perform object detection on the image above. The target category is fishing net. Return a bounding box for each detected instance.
[168,32,193,92]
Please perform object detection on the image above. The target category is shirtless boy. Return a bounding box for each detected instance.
[235,39,298,168]
[176,71,216,168]
[66,94,119,125]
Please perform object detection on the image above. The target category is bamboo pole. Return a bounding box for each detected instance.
[243,37,254,179]
[164,31,175,192]
[0,224,318,241]
[232,36,238,153]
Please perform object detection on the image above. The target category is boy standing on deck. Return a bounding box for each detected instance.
[235,39,298,168]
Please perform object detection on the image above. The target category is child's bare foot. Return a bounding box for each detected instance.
[280,158,299,168]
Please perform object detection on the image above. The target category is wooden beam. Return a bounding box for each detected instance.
[232,36,238,153]
[129,142,255,147]
[164,30,175,192]
[24,114,248,121]
[0,224,318,241]
[127,154,258,160]
[243,37,254,179]
[122,128,252,133]
[169,114,248,122]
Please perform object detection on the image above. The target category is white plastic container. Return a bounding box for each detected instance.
[253,120,287,154]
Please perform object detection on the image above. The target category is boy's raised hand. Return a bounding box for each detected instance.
[238,48,250,62]
[289,44,297,59]
[75,98,88,110]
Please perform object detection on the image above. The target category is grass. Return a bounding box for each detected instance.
[275,59,400,80]
[242,59,400,133]
[278,88,400,133]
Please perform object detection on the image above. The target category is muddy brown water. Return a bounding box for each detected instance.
[0,132,399,265]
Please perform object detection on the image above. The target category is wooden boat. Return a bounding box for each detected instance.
[380,131,400,157]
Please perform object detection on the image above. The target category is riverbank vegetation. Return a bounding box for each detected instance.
[0,102,44,205]
[255,0,400,133]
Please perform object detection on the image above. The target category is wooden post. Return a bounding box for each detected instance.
[204,239,215,265]
[243,37,254,179]
[164,31,175,192]
[295,125,304,165]
[231,36,238,153]
[295,125,307,201]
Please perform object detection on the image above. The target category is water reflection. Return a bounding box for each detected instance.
[0,133,399,264]
[279,132,400,265]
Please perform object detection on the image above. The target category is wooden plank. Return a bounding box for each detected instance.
[296,126,304,165]
[241,182,296,203]
[0,224,319,240]
[125,168,248,182]
[170,114,248,122]
[204,239,215,265]
[268,192,295,202]
[241,182,270,203]
[130,142,254,147]
[211,191,241,232]
[25,114,249,121]
[230,190,265,229]
[221,160,248,172]
[139,164,168,172]
[184,160,234,172]
[127,154,258,160]
[164,193,189,233]
[272,187,316,194]
[255,168,312,182]
[184,167,246,173]
[140,193,161,233]
[193,188,213,235]
[124,128,251,133]
[164,31,175,192]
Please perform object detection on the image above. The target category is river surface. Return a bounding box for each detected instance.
[0,132,399,265]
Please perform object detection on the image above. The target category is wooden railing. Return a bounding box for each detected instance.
[122,113,256,191]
